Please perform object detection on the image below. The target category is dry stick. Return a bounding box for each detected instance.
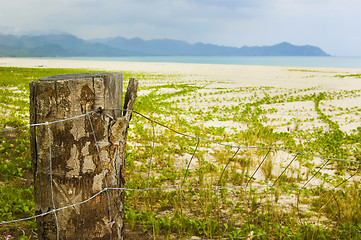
[180,137,200,189]
[87,113,113,240]
[179,137,200,239]
[146,121,156,190]
[301,158,332,189]
[217,147,241,188]
[245,148,272,188]
[314,194,335,228]
[315,163,361,226]
[46,123,59,240]
[271,153,300,188]
[250,148,273,233]
[297,157,332,225]
[332,193,342,224]
[296,189,305,227]
[298,161,361,227]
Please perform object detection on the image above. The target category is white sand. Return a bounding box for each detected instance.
[1,57,361,90]
[1,57,360,135]
[2,58,360,203]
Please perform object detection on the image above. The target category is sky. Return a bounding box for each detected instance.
[0,0,360,56]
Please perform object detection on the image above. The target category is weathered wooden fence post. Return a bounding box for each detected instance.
[29,73,138,239]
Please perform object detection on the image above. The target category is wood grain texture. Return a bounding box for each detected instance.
[30,73,138,240]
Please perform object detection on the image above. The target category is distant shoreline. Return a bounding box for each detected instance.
[2,55,361,69]
[1,57,360,92]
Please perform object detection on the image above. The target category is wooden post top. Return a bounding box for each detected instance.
[30,72,135,239]
[39,72,123,81]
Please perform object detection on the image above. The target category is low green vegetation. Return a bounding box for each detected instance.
[335,73,361,78]
[1,66,361,239]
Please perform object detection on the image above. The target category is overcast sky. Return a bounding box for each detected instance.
[1,0,360,56]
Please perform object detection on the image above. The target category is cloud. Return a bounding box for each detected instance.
[0,0,262,37]
[0,0,360,55]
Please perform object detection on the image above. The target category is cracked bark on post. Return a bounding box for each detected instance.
[30,73,138,240]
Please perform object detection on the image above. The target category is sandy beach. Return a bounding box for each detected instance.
[1,59,361,237]
[1,57,361,90]
[1,57,360,134]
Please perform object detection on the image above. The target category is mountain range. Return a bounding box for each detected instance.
[0,33,330,57]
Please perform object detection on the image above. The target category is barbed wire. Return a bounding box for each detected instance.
[1,108,360,240]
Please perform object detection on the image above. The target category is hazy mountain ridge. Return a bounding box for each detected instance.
[0,33,330,57]
[0,34,141,57]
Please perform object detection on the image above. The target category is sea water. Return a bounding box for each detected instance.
[58,56,361,69]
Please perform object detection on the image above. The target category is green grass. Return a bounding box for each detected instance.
[335,73,361,78]
[1,66,361,239]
